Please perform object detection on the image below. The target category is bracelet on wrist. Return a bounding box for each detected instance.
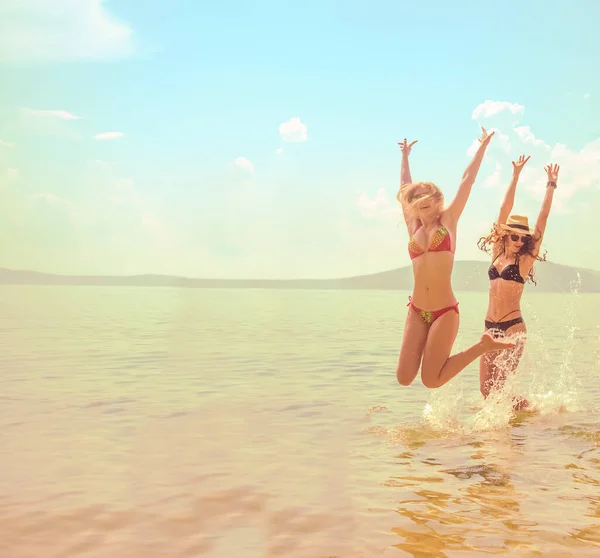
[547,181,557,189]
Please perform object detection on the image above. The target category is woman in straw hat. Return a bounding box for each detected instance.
[477,157,560,409]
[395,128,515,390]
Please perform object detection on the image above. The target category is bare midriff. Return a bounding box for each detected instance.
[410,251,457,310]
[486,279,524,322]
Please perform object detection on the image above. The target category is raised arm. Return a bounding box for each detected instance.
[397,138,418,229]
[497,155,531,224]
[530,163,559,257]
[444,127,494,224]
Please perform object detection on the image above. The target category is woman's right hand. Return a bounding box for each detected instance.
[512,154,531,174]
[477,126,495,148]
[398,138,418,156]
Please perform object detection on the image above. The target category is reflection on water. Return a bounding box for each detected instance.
[0,287,600,557]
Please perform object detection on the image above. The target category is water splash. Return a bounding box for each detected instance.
[422,277,588,434]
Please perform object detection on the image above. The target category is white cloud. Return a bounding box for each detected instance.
[466,100,600,215]
[21,108,81,120]
[0,140,16,148]
[466,128,510,156]
[584,93,591,100]
[522,139,600,211]
[483,161,502,188]
[0,0,135,63]
[513,126,549,149]
[355,188,401,219]
[20,108,83,138]
[279,117,308,143]
[94,131,124,140]
[472,100,525,120]
[276,147,284,155]
[233,157,254,173]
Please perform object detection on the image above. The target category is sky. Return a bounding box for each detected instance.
[1,0,599,279]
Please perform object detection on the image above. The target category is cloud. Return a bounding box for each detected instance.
[21,108,81,120]
[466,128,511,156]
[0,0,135,63]
[279,117,308,143]
[584,93,591,100]
[0,140,16,148]
[276,147,284,155]
[523,139,600,211]
[94,131,124,140]
[468,100,600,213]
[20,108,83,138]
[233,156,254,173]
[472,100,525,120]
[513,126,549,149]
[355,188,401,219]
[483,161,502,188]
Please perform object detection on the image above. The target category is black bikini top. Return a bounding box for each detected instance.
[488,255,525,284]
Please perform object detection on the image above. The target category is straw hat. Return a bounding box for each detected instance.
[499,214,535,235]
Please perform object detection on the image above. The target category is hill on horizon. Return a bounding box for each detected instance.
[0,261,599,293]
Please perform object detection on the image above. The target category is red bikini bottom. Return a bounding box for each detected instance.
[407,296,460,325]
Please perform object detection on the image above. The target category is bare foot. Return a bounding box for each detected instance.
[480,332,515,353]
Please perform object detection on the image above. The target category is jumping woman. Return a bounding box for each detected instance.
[396,128,515,390]
[477,157,560,409]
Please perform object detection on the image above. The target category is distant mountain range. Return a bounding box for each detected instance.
[1,261,599,293]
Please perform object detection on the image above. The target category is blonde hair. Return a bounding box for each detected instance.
[477,222,546,285]
[397,181,444,222]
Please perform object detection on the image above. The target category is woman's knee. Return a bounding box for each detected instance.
[396,362,419,386]
[420,367,442,389]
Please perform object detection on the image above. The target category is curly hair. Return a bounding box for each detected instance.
[477,223,546,285]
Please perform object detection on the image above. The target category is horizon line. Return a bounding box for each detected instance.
[1,258,598,282]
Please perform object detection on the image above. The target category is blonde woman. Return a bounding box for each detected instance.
[396,129,515,390]
[477,158,560,409]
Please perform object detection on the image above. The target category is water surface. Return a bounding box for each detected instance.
[1,287,599,557]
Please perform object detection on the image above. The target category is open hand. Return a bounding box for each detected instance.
[398,138,418,156]
[512,154,531,173]
[477,126,495,148]
[544,163,560,183]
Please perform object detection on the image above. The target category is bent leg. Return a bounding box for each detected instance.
[420,309,460,389]
[396,308,430,386]
[421,312,516,389]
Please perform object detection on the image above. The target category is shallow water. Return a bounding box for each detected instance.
[1,286,599,557]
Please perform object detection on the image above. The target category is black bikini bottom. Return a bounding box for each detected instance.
[484,316,524,336]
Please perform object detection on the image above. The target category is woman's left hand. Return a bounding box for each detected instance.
[544,163,560,183]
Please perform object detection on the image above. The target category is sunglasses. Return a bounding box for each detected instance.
[510,234,530,243]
